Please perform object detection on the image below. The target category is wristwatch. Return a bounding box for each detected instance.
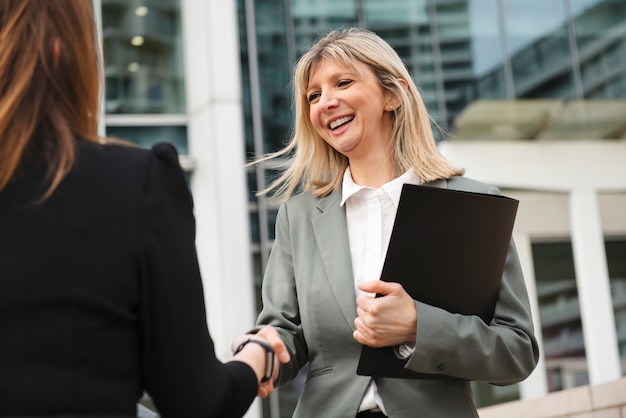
[234,338,275,383]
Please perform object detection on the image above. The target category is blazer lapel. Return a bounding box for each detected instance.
[311,191,358,330]
[307,178,449,330]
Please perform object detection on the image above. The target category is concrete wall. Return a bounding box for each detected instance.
[479,377,626,418]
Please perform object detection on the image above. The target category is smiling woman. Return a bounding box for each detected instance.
[242,27,540,418]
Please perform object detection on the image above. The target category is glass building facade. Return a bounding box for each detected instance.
[93,0,625,417]
[99,0,188,154]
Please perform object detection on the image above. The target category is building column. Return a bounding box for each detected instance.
[514,233,549,399]
[179,1,262,416]
[180,0,257,365]
[569,189,621,384]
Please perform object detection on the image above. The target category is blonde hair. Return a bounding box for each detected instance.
[0,0,102,200]
[252,27,464,202]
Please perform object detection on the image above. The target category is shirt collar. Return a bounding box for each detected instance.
[340,167,420,207]
[340,168,365,206]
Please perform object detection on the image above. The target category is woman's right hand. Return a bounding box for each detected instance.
[253,326,290,397]
[231,326,290,397]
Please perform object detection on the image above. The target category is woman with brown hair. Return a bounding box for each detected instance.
[0,1,288,416]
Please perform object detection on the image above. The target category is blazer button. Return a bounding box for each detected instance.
[437,363,446,371]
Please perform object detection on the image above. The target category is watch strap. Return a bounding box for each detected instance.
[234,338,275,383]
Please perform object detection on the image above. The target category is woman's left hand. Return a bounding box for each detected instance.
[353,280,417,347]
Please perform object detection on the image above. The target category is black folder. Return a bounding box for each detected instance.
[356,183,519,379]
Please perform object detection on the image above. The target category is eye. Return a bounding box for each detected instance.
[307,92,321,104]
[338,79,353,88]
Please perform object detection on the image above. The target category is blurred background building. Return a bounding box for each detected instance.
[92,0,625,416]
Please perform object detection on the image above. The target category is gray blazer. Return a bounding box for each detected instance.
[257,176,539,418]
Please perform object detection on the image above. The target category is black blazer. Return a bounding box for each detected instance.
[0,140,256,417]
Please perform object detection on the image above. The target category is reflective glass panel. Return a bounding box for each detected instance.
[468,0,507,100]
[363,1,439,116]
[251,0,292,154]
[502,0,576,98]
[432,0,473,123]
[105,125,188,155]
[571,0,626,98]
[364,0,427,25]
[101,0,185,114]
[533,241,589,392]
[606,239,626,375]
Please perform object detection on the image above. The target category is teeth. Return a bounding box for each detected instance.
[329,116,354,130]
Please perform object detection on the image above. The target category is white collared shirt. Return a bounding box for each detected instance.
[340,167,420,413]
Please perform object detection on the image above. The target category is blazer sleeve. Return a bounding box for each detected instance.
[137,143,258,418]
[255,200,310,386]
[404,182,540,385]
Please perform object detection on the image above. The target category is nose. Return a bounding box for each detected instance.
[318,91,339,111]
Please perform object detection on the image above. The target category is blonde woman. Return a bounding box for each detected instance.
[245,27,539,417]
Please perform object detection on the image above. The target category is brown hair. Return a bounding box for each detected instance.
[0,0,102,199]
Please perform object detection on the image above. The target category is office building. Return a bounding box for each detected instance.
[94,0,625,416]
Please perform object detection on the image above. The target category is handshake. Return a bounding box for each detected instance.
[230,326,290,398]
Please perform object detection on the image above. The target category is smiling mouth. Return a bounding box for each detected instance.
[329,116,354,130]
